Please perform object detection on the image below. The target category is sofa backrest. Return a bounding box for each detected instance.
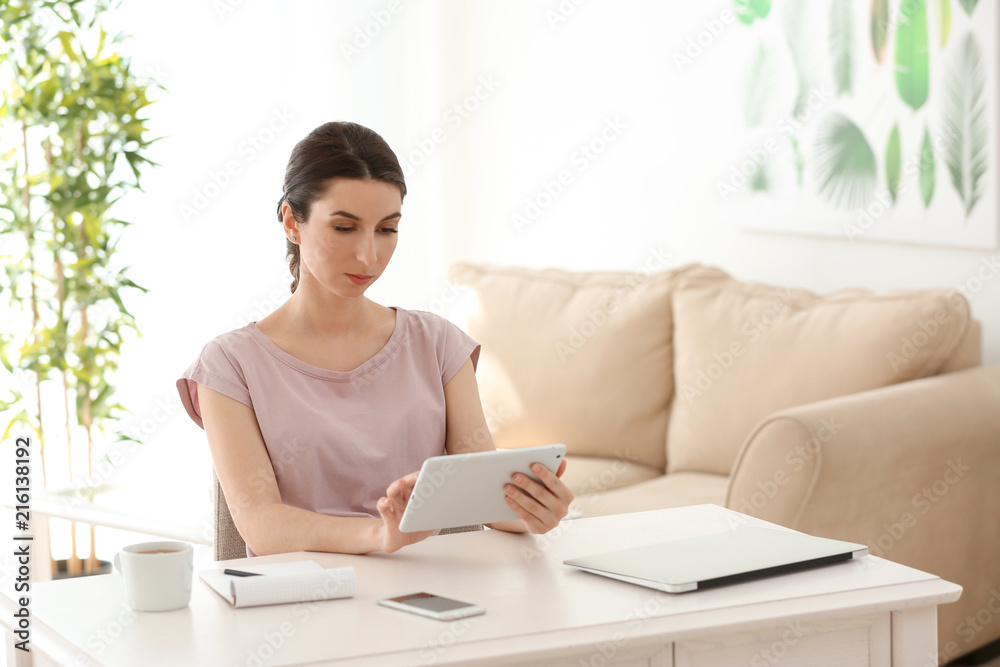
[939,318,982,373]
[447,262,979,477]
[447,262,725,472]
[665,274,976,475]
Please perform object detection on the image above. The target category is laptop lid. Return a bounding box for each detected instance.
[563,526,868,593]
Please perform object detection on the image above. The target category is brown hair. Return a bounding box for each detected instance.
[277,122,406,293]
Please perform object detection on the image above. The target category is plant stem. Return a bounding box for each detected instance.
[77,120,96,576]
[23,123,46,480]
[23,122,55,572]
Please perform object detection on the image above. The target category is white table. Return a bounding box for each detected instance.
[13,505,961,666]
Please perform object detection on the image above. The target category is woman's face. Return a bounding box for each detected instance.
[286,178,402,298]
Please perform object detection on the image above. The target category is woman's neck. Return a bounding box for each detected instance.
[267,280,379,339]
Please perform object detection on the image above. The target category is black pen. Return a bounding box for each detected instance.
[222,568,262,577]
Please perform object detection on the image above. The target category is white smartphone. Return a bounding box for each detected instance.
[378,592,486,621]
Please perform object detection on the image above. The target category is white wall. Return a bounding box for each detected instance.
[427,0,1000,361]
[59,0,997,559]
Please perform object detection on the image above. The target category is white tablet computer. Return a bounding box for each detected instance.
[398,445,566,533]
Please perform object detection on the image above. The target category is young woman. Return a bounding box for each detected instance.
[176,122,572,556]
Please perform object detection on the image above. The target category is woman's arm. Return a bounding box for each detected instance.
[442,359,573,534]
[198,384,435,555]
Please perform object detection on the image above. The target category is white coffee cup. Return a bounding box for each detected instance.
[113,541,194,612]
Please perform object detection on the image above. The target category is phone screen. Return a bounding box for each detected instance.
[387,592,474,613]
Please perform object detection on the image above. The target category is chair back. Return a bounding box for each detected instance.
[212,470,248,560]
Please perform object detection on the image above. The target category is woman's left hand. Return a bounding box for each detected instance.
[502,458,573,534]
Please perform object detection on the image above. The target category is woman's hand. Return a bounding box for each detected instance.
[375,471,437,553]
[501,458,573,534]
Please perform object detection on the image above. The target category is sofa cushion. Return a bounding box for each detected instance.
[570,471,729,519]
[666,276,972,476]
[939,318,982,373]
[448,262,726,471]
[559,454,663,497]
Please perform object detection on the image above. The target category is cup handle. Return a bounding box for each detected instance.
[113,552,122,574]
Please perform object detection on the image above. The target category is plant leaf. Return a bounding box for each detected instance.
[788,135,806,187]
[742,41,777,127]
[812,112,878,210]
[895,0,930,111]
[780,2,819,187]
[751,157,769,192]
[958,0,978,16]
[2,410,33,442]
[871,0,890,63]
[942,33,988,218]
[886,124,902,203]
[920,126,936,207]
[734,0,771,25]
[830,0,854,95]
[57,31,80,63]
[782,2,820,127]
[938,0,951,48]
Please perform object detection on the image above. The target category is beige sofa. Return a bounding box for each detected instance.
[448,261,1000,662]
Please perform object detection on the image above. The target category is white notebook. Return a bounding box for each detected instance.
[199,561,356,608]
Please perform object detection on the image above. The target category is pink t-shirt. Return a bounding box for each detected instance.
[176,307,480,556]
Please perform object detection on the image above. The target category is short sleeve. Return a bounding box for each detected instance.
[176,338,254,429]
[439,319,481,386]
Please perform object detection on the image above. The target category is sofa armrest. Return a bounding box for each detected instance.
[725,365,1000,656]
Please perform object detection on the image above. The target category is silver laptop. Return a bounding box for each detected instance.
[563,526,868,593]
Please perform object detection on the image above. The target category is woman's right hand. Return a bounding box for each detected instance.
[375,472,437,553]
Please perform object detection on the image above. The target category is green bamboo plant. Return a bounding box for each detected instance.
[0,0,162,575]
